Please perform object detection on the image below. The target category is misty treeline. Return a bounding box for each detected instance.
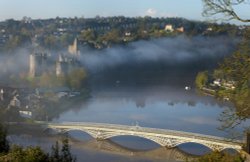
[0,36,239,86]
[0,123,75,162]
[31,68,87,90]
[80,35,239,86]
[195,28,250,130]
[0,16,241,52]
[80,36,238,72]
[0,47,87,90]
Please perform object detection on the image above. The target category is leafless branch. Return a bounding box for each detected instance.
[202,0,250,22]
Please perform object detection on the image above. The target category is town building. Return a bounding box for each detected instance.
[19,110,32,118]
[9,96,21,108]
[176,27,184,33]
[212,79,236,90]
[165,24,174,32]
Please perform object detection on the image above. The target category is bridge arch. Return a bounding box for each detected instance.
[219,147,242,153]
[49,127,99,139]
[51,128,167,147]
[94,132,179,147]
[108,135,162,149]
[174,141,240,152]
[46,123,243,153]
[100,133,241,152]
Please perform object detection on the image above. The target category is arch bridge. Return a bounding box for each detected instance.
[44,122,243,151]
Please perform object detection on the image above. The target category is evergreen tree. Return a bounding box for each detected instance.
[50,141,60,162]
[0,123,9,154]
[60,138,76,162]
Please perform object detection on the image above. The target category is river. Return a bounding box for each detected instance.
[9,78,249,161]
[7,37,250,161]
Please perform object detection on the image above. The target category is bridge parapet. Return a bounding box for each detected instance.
[45,122,243,152]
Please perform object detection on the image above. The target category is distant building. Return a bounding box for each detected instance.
[213,79,236,90]
[9,96,21,108]
[68,38,80,56]
[176,27,184,33]
[125,32,131,36]
[206,27,213,31]
[19,110,32,118]
[165,24,174,32]
[29,52,48,78]
[0,89,4,101]
[56,55,69,77]
[223,81,236,90]
[56,54,80,77]
[213,79,221,86]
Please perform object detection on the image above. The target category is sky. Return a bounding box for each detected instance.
[0,0,249,23]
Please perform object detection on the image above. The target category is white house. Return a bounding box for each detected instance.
[165,24,174,32]
[213,79,221,86]
[19,111,32,118]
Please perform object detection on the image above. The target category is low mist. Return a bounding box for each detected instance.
[80,36,238,73]
[0,36,239,85]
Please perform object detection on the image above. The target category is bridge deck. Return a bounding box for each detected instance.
[46,122,243,146]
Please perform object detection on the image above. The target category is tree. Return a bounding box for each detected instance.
[50,141,60,162]
[59,33,74,47]
[44,35,58,49]
[193,151,245,162]
[202,0,250,22]
[60,138,75,162]
[22,146,49,162]
[212,30,250,128]
[0,123,9,154]
[101,29,121,44]
[67,68,87,90]
[2,145,49,162]
[195,71,209,89]
[0,138,76,162]
[80,29,96,42]
[218,29,250,88]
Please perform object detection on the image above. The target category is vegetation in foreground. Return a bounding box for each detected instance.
[0,123,76,162]
[195,28,250,129]
[191,151,245,162]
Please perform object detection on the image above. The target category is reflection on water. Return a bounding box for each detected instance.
[8,83,250,161]
[8,126,241,162]
[82,139,198,161]
[54,84,250,139]
[7,133,198,162]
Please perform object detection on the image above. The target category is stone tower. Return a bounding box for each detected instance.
[29,54,36,78]
[0,89,4,101]
[29,52,47,78]
[56,54,69,77]
[68,38,80,56]
[56,61,62,77]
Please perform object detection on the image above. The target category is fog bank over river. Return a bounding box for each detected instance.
[80,36,238,73]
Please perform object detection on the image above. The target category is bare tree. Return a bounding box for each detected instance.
[202,0,250,22]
